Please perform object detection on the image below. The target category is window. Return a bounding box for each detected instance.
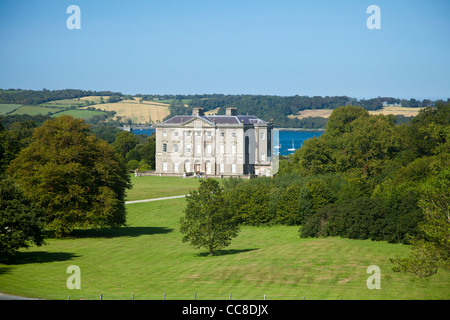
[196,144,201,154]
[174,163,179,172]
[163,131,167,137]
[163,143,167,152]
[261,154,265,162]
[173,144,178,153]
[219,144,224,154]
[232,164,236,173]
[207,131,212,137]
[206,144,212,154]
[196,131,201,137]
[260,131,265,140]
[162,162,167,172]
[206,161,212,174]
[186,144,191,153]
[232,132,236,138]
[220,132,225,137]
[231,145,236,154]
[219,163,225,173]
[174,131,178,137]
[186,131,191,137]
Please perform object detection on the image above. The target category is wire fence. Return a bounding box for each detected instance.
[33,292,342,300]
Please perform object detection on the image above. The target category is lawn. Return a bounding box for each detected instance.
[126,175,201,201]
[0,177,449,300]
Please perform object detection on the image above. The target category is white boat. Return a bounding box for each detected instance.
[288,139,296,152]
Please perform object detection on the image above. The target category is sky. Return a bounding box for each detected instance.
[0,0,449,100]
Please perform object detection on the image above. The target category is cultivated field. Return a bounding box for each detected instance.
[51,109,109,121]
[289,106,425,120]
[85,99,171,124]
[0,176,448,300]
[0,104,23,115]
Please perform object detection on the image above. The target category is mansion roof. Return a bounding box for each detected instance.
[161,115,267,126]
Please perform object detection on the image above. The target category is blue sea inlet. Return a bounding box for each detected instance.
[131,128,324,157]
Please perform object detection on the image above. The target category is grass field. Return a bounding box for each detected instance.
[51,109,108,120]
[0,176,449,300]
[10,105,64,116]
[0,104,22,115]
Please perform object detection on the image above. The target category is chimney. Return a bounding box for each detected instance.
[192,107,204,116]
[225,107,237,116]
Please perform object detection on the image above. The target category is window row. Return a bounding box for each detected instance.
[161,161,238,173]
[162,143,237,154]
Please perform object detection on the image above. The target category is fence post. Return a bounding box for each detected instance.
[194,292,197,300]
[264,294,266,300]
[229,293,232,300]
[163,292,166,300]
[100,293,103,300]
[132,293,135,300]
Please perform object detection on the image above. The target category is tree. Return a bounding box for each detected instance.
[179,179,240,256]
[112,130,139,159]
[0,178,46,258]
[391,168,450,277]
[6,116,132,236]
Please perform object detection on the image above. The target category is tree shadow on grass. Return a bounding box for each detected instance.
[196,248,259,257]
[1,251,79,265]
[67,226,173,239]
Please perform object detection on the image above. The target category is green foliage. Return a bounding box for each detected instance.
[0,178,46,258]
[112,131,139,158]
[180,179,240,255]
[391,168,450,277]
[6,115,131,236]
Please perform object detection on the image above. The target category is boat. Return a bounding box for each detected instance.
[287,139,296,152]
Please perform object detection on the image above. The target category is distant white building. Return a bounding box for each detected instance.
[154,107,274,176]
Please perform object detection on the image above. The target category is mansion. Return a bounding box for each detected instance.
[154,107,274,177]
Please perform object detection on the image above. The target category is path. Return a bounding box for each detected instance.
[125,194,187,204]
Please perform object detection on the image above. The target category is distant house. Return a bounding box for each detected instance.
[154,107,273,177]
[382,101,402,107]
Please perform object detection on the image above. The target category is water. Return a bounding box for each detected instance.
[131,128,324,156]
[274,130,324,156]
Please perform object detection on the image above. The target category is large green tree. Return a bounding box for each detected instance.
[391,168,450,277]
[6,115,132,236]
[0,178,46,258]
[180,179,240,256]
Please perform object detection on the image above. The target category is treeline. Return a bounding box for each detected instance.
[221,102,449,246]
[0,88,123,105]
[162,94,442,128]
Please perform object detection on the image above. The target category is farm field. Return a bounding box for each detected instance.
[0,104,22,115]
[0,176,449,300]
[51,109,108,120]
[9,105,64,116]
[289,106,425,120]
[85,99,171,124]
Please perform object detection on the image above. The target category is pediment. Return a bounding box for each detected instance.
[182,117,214,128]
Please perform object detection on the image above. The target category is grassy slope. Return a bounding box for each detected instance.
[0,177,449,300]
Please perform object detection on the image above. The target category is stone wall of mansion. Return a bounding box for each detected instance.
[154,107,274,177]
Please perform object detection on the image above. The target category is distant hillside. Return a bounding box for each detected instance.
[2,89,447,128]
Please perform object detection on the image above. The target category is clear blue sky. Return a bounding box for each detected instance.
[1,0,449,100]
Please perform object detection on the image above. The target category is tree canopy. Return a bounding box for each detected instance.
[179,179,240,256]
[6,115,132,236]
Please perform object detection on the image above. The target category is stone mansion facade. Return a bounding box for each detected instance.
[154,107,274,177]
